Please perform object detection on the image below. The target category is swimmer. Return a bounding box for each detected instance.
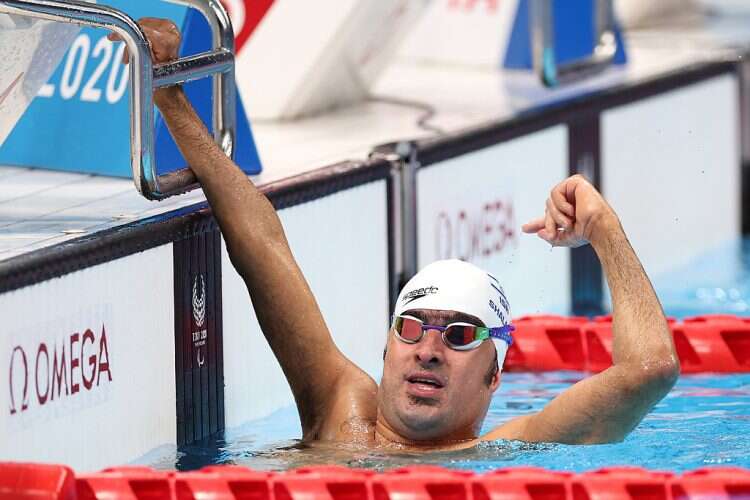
[113,19,680,450]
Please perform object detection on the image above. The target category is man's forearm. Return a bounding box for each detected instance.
[154,86,287,270]
[590,218,679,375]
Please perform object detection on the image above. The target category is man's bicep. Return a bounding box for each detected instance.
[487,367,656,444]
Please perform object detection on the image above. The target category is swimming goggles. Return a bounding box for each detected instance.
[391,315,514,351]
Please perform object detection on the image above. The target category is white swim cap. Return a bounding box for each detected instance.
[393,259,513,367]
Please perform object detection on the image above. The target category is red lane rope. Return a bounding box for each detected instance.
[2,463,749,499]
[506,314,750,373]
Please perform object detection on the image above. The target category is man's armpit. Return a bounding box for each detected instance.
[481,414,534,442]
[313,368,378,442]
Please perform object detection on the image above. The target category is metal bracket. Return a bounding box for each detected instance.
[371,141,419,310]
[0,0,236,200]
[530,0,618,87]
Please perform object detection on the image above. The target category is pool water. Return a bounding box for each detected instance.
[646,239,750,318]
[138,372,749,473]
[138,238,750,472]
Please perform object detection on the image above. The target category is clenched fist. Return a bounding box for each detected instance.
[522,175,621,248]
[107,17,183,106]
[107,17,181,65]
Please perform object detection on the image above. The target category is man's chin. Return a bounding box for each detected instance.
[395,401,449,439]
[407,393,440,407]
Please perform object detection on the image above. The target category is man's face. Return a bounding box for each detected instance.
[378,309,500,442]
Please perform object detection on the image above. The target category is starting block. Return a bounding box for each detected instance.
[504,0,627,86]
[398,0,627,86]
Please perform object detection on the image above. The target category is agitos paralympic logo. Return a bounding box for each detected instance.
[192,274,208,368]
[8,325,112,415]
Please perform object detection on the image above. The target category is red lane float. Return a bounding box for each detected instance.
[76,467,172,500]
[472,467,572,499]
[673,316,750,373]
[273,465,372,500]
[176,466,271,499]
[505,314,750,373]
[3,463,750,499]
[672,467,750,499]
[372,466,472,500]
[505,316,589,372]
[0,462,75,500]
[571,467,673,500]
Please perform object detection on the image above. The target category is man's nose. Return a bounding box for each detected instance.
[414,327,445,366]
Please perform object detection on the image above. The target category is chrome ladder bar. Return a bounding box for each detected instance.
[0,0,236,200]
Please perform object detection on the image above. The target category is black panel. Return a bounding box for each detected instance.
[213,229,225,430]
[173,226,224,445]
[739,61,750,235]
[568,115,605,316]
[386,172,398,318]
[744,162,750,235]
[173,229,185,446]
[206,231,218,437]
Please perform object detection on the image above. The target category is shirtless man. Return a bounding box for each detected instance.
[113,19,680,450]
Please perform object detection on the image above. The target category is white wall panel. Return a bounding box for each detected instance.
[0,245,175,471]
[417,126,571,316]
[236,0,428,120]
[222,181,389,427]
[602,74,740,280]
[397,0,517,69]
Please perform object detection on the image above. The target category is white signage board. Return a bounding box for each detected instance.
[222,180,390,427]
[0,246,175,471]
[236,0,429,120]
[397,0,518,69]
[416,126,571,317]
[602,74,740,283]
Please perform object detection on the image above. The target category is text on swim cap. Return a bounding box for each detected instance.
[489,299,507,325]
[402,286,439,306]
[490,283,510,315]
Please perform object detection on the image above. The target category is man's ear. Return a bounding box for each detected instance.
[383,327,394,361]
[491,371,502,393]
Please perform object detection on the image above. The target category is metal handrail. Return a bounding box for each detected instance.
[530,0,618,87]
[0,0,236,200]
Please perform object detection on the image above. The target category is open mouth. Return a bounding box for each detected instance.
[406,374,445,390]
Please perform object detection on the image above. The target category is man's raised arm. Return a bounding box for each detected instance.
[486,175,680,444]
[111,19,376,439]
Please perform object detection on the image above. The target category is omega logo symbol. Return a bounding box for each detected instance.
[191,274,208,368]
[8,326,112,416]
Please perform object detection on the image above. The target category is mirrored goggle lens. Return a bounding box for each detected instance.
[395,316,423,342]
[444,325,481,348]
